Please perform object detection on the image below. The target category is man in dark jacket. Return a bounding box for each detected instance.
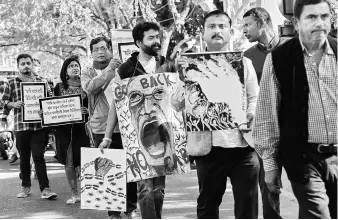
[100,22,177,219]
[253,0,337,218]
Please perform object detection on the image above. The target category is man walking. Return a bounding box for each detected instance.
[242,7,289,219]
[253,0,337,218]
[0,53,57,199]
[178,10,260,219]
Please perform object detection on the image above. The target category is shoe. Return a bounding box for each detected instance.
[9,153,19,163]
[17,186,31,198]
[1,150,8,160]
[107,213,122,219]
[41,188,57,200]
[125,209,140,219]
[66,196,80,204]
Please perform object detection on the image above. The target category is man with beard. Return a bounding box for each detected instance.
[253,0,337,218]
[0,54,57,199]
[242,7,289,219]
[100,22,177,219]
[81,37,139,219]
[177,10,260,218]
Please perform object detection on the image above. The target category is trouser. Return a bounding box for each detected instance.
[258,157,282,219]
[287,152,337,219]
[15,129,50,192]
[93,133,138,215]
[195,146,260,219]
[137,176,166,219]
[65,139,78,196]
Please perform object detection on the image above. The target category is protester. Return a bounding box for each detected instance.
[243,7,289,84]
[252,0,337,218]
[177,10,260,219]
[242,7,289,219]
[0,53,57,199]
[52,57,90,204]
[100,21,176,219]
[81,37,139,219]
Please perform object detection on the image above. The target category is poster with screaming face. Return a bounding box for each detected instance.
[181,51,247,131]
[112,72,190,182]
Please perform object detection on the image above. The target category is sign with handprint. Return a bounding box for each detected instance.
[81,148,126,211]
[117,42,139,63]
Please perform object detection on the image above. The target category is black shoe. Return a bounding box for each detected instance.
[9,154,19,164]
[1,149,8,160]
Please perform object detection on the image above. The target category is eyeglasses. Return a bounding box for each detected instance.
[92,47,109,53]
[68,64,80,69]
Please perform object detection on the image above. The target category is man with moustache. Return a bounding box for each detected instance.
[242,7,289,84]
[100,22,176,219]
[242,7,289,219]
[253,0,337,218]
[0,54,57,199]
[81,37,139,219]
[177,10,260,219]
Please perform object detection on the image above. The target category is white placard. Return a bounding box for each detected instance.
[39,94,84,127]
[20,82,47,123]
[81,148,127,212]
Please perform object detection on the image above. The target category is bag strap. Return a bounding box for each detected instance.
[89,82,110,119]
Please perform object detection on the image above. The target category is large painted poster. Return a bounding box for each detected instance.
[112,72,189,182]
[181,51,246,131]
[81,148,126,212]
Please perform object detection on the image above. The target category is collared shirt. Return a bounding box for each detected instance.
[253,39,337,171]
[0,77,52,132]
[212,57,259,148]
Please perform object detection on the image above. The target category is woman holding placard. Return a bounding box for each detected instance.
[53,57,90,204]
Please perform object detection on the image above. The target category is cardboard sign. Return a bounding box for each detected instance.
[112,72,190,182]
[117,42,139,63]
[39,94,84,127]
[181,51,247,131]
[20,82,47,123]
[81,148,127,212]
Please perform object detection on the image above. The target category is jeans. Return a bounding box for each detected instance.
[137,176,166,219]
[258,157,282,219]
[288,152,337,219]
[195,146,260,219]
[15,129,49,192]
[93,133,138,215]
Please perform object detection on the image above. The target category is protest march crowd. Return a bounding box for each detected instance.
[0,0,337,219]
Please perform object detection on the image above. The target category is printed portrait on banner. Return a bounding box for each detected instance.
[81,148,126,212]
[181,51,246,132]
[112,72,189,182]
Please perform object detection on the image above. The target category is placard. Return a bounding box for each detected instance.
[181,51,246,131]
[39,94,84,127]
[112,72,190,182]
[117,42,139,62]
[81,148,126,212]
[20,82,47,123]
[110,29,133,55]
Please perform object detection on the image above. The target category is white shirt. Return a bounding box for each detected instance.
[139,57,156,74]
[212,57,259,148]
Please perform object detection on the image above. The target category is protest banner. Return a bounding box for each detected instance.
[117,42,139,62]
[112,72,189,182]
[110,29,133,56]
[181,51,247,132]
[39,94,84,127]
[20,82,47,123]
[81,148,126,212]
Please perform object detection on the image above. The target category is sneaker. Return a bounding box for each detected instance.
[41,188,57,200]
[107,213,122,219]
[66,196,80,204]
[17,186,31,198]
[9,153,19,164]
[125,209,140,219]
[190,162,196,170]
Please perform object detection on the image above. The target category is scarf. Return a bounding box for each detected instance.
[93,59,110,70]
[17,72,37,82]
[67,76,81,88]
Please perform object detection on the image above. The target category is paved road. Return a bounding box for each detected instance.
[0,150,298,219]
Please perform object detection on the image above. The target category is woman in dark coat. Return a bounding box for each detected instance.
[54,57,90,204]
